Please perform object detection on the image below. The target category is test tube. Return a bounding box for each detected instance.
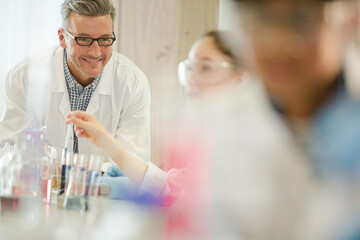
[59,149,67,195]
[78,155,87,196]
[92,156,103,197]
[84,154,95,198]
[50,148,60,190]
[60,124,72,195]
[72,154,79,195]
[64,151,72,191]
[63,162,74,209]
[87,156,101,197]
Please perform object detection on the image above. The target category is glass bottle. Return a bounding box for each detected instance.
[24,126,52,205]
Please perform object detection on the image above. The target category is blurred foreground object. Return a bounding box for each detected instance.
[206,0,360,239]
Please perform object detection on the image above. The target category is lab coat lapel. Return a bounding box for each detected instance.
[86,93,99,114]
[51,48,71,121]
[79,57,114,153]
[59,91,71,120]
[86,56,113,114]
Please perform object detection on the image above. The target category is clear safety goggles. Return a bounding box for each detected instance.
[178,58,236,88]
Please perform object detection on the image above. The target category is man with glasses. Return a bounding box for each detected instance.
[0,0,150,165]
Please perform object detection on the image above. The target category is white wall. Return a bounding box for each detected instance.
[0,0,63,115]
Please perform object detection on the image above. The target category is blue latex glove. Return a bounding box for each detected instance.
[100,165,160,204]
[104,164,125,177]
[99,175,137,200]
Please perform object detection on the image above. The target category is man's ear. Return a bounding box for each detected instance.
[58,28,67,49]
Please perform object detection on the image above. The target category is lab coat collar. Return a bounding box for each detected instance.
[51,47,113,96]
[52,46,114,119]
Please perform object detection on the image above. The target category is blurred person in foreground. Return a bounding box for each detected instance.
[234,0,360,173]
[228,0,360,239]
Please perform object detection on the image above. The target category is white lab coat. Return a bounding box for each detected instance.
[0,46,151,163]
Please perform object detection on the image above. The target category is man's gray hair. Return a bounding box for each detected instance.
[61,0,116,29]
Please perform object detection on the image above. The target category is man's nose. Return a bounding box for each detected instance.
[88,40,102,57]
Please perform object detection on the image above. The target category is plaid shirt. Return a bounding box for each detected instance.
[63,50,101,153]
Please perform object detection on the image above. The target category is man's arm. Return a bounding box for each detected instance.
[114,72,151,164]
[0,68,32,144]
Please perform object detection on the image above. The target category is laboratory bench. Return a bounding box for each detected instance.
[0,197,166,240]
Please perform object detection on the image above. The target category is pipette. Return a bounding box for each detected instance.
[64,124,72,155]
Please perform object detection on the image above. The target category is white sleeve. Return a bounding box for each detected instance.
[0,68,32,143]
[139,162,168,197]
[139,162,187,200]
[114,72,151,164]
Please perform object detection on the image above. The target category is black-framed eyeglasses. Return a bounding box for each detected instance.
[63,29,116,46]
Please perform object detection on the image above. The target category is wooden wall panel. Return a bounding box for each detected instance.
[112,0,219,167]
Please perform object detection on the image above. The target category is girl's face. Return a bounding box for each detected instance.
[179,36,247,96]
